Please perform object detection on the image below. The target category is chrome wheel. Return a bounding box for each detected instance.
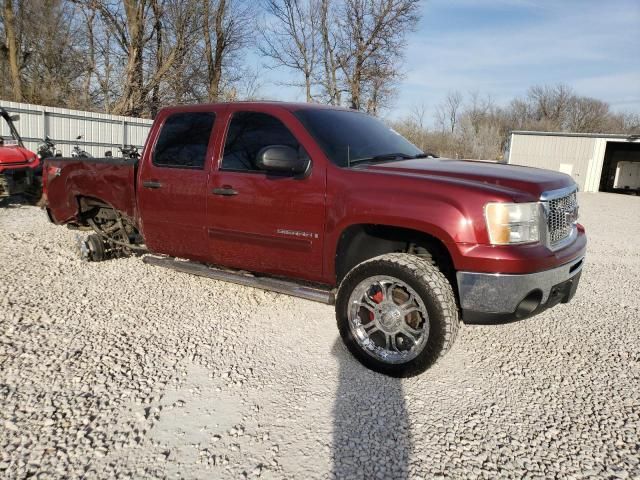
[347,275,429,364]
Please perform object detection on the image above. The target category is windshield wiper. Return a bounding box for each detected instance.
[349,152,417,166]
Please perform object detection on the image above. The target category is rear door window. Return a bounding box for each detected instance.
[153,112,216,169]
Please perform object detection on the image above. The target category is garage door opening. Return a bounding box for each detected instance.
[599,142,640,194]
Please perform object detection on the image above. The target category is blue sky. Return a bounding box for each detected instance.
[251,0,640,123]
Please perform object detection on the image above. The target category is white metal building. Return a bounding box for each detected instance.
[506,131,640,193]
[0,100,153,158]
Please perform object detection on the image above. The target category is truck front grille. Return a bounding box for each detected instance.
[546,191,578,245]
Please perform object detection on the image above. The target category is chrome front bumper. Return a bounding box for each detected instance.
[457,256,585,321]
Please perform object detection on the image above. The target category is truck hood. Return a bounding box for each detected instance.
[0,145,37,165]
[361,158,574,200]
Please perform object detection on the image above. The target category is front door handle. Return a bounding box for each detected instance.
[212,186,238,196]
[143,180,163,189]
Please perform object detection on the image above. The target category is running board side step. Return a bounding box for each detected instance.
[143,255,336,305]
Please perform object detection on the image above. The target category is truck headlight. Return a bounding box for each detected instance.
[485,202,541,245]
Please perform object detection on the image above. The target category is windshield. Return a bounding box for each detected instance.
[293,108,423,167]
[1,109,22,146]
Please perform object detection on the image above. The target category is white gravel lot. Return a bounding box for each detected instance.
[1,192,639,479]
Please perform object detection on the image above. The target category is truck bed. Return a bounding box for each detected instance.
[45,157,138,225]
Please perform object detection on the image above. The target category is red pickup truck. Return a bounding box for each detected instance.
[44,102,586,376]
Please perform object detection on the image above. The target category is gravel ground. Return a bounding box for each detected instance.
[1,192,639,479]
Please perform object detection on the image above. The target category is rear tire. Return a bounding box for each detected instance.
[336,253,459,377]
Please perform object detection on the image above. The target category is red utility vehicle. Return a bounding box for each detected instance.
[44,102,586,376]
[0,108,40,202]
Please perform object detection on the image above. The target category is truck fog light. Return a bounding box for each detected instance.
[485,202,541,245]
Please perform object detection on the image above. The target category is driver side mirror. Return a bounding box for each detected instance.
[256,145,310,176]
[9,114,19,122]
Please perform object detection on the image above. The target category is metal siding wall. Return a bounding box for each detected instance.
[0,100,153,158]
[508,134,598,191]
[584,139,606,192]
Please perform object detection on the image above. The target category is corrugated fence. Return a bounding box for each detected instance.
[0,100,153,158]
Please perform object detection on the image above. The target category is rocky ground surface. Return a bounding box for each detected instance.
[1,192,639,479]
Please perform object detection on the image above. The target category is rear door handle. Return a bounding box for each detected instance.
[143,180,163,189]
[212,187,238,196]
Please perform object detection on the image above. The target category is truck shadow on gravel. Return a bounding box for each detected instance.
[0,194,40,208]
[332,340,410,480]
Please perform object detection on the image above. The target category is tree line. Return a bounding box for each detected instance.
[2,1,638,161]
[1,0,420,117]
[393,84,640,160]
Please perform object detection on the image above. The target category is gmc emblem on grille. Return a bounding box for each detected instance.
[565,206,579,224]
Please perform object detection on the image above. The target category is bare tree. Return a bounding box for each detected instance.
[336,0,420,111]
[435,91,462,133]
[260,0,320,102]
[94,13,117,112]
[203,0,253,102]
[98,0,146,115]
[565,96,611,133]
[527,83,572,128]
[318,0,340,104]
[506,98,532,131]
[391,103,429,151]
[0,1,88,107]
[364,61,397,114]
[203,0,224,101]
[235,65,263,99]
[466,91,495,134]
[257,0,420,111]
[615,112,640,134]
[2,0,23,101]
[506,84,621,134]
[458,95,508,160]
[93,0,198,116]
[80,6,97,107]
[149,0,164,116]
[410,102,427,129]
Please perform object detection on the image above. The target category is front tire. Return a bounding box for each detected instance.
[336,253,459,377]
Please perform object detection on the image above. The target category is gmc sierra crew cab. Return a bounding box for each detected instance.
[44,102,586,376]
